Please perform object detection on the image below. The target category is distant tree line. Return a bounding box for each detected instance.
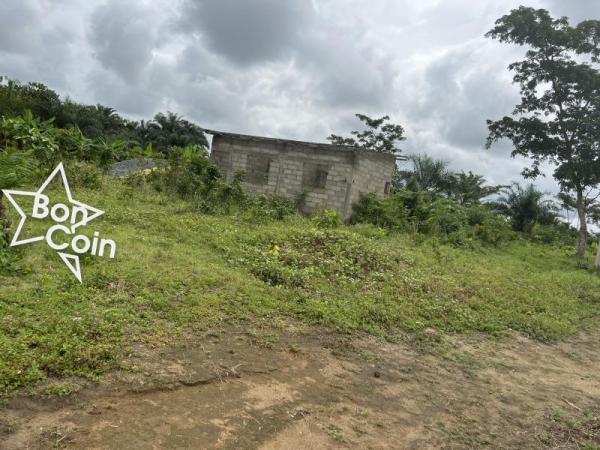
[0,76,208,154]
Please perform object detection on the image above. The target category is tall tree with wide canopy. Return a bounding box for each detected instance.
[485,7,600,257]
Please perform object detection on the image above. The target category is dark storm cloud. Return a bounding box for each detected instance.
[176,0,314,66]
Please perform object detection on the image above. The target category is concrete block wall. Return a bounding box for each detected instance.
[210,135,395,219]
[347,154,395,215]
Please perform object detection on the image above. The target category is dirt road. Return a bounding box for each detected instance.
[1,326,599,449]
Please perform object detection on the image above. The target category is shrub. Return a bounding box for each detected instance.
[151,145,220,199]
[349,193,408,229]
[0,112,58,170]
[245,194,296,221]
[312,209,341,228]
[531,223,578,247]
[350,191,515,247]
[65,161,101,189]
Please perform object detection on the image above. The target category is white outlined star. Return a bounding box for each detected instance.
[1,162,105,282]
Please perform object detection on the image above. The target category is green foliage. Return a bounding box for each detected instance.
[0,147,35,190]
[138,112,208,154]
[149,144,217,198]
[245,194,297,221]
[445,171,504,205]
[65,161,101,189]
[0,76,61,120]
[531,223,578,247]
[423,198,515,247]
[395,154,452,193]
[55,101,136,141]
[350,193,408,229]
[0,112,58,169]
[311,209,342,228]
[0,147,36,254]
[350,192,515,247]
[493,183,559,233]
[0,77,208,159]
[394,155,503,207]
[226,227,390,288]
[486,7,600,256]
[0,180,599,398]
[328,113,405,154]
[39,382,80,397]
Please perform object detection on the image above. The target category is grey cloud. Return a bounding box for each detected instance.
[544,0,600,23]
[1,0,600,195]
[176,0,314,66]
[0,1,44,54]
[88,0,161,83]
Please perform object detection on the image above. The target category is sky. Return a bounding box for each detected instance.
[1,0,600,193]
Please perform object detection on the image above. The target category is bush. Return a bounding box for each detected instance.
[194,174,246,215]
[148,144,220,199]
[312,209,341,228]
[244,194,296,221]
[350,191,515,247]
[531,223,578,247]
[65,161,101,189]
[349,193,408,229]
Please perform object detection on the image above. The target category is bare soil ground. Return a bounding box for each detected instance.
[1,324,599,449]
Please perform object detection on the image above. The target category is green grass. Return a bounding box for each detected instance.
[1,177,600,397]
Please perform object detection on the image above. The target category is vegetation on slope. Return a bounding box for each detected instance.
[1,176,599,397]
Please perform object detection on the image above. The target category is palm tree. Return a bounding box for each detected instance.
[140,112,208,154]
[444,171,504,205]
[394,154,451,193]
[494,183,558,233]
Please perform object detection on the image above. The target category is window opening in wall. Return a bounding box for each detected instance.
[302,162,329,189]
[246,153,271,185]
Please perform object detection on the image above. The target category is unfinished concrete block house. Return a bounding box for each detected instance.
[206,130,396,219]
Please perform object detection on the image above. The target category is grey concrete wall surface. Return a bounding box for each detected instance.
[210,135,395,219]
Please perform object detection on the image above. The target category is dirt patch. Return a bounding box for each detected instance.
[1,326,599,449]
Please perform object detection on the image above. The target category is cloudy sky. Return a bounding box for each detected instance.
[1,0,599,191]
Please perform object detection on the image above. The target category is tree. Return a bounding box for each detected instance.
[0,76,61,121]
[485,7,600,257]
[444,171,504,205]
[557,191,600,227]
[394,154,451,193]
[493,183,558,233]
[139,112,208,154]
[327,114,405,154]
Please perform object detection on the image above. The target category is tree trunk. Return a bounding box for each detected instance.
[575,188,587,258]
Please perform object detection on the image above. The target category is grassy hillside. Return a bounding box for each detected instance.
[1,176,600,397]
